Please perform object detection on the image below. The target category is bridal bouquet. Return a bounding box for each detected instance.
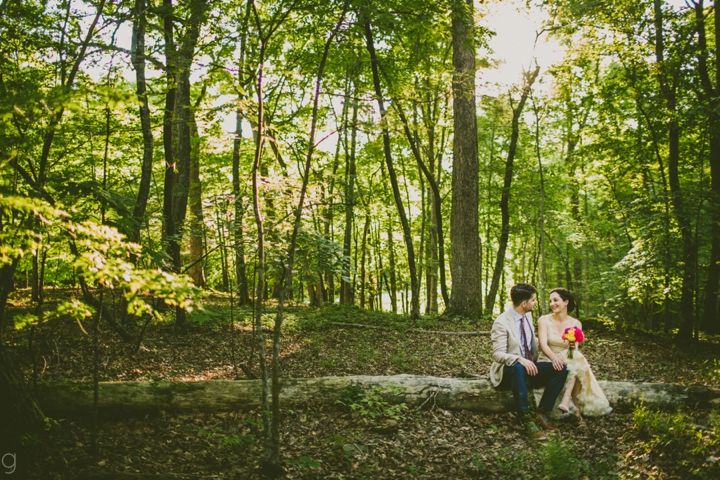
[562,326,584,359]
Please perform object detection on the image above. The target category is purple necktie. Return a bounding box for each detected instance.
[520,315,533,361]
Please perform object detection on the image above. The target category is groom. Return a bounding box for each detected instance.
[490,283,568,440]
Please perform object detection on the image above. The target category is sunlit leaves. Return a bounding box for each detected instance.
[0,196,66,265]
[69,221,202,317]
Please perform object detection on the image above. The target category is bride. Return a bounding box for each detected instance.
[537,288,612,425]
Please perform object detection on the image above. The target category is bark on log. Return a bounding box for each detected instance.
[35,374,720,419]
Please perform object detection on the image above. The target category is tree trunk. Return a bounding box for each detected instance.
[173,0,207,318]
[0,259,20,337]
[233,204,251,306]
[364,20,420,319]
[164,0,209,330]
[35,375,720,419]
[567,138,582,313]
[387,217,397,314]
[653,0,695,341]
[161,0,179,319]
[322,103,345,304]
[215,199,229,292]
[341,91,358,304]
[445,0,481,318]
[485,67,540,315]
[263,8,346,475]
[426,121,439,314]
[232,1,252,306]
[702,132,720,334]
[532,98,548,314]
[484,123,497,310]
[373,218,384,310]
[188,102,206,288]
[388,85,449,311]
[31,248,41,303]
[129,0,154,245]
[425,181,438,314]
[694,0,720,334]
[669,122,697,341]
[360,214,370,308]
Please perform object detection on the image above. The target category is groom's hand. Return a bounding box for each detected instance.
[518,357,538,376]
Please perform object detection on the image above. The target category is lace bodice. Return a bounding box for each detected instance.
[538,317,579,362]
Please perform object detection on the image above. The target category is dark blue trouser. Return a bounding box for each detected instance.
[499,362,568,416]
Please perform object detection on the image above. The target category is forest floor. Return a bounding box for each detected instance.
[3,289,720,479]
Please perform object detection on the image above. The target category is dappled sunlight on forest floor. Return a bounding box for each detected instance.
[4,292,720,478]
[5,291,720,387]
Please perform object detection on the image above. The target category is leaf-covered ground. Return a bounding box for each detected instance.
[3,290,720,478]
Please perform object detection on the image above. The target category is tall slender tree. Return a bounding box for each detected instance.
[485,66,539,316]
[694,0,720,334]
[129,0,154,245]
[445,0,481,318]
[363,15,421,320]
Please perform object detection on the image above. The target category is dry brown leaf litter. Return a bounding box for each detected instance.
[3,291,719,478]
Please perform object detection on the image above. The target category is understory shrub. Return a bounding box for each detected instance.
[631,405,719,478]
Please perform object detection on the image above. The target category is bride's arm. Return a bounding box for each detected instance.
[538,317,564,371]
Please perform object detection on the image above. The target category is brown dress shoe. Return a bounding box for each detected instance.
[537,413,558,431]
[525,421,547,441]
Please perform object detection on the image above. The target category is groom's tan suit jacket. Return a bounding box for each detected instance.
[489,308,538,387]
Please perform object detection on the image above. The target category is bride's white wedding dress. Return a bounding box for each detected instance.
[537,320,612,417]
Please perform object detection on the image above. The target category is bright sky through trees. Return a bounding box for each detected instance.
[479,0,564,93]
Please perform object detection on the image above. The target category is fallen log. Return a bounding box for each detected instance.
[35,374,720,419]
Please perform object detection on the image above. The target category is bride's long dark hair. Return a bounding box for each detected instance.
[550,287,576,314]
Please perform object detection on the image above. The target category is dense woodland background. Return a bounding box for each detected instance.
[3,0,720,334]
[2,0,720,475]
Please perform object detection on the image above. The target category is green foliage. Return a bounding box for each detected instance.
[1,0,718,374]
[0,196,64,265]
[69,221,201,318]
[469,452,486,474]
[294,228,351,284]
[335,385,408,421]
[299,303,415,331]
[285,455,320,470]
[699,359,720,384]
[52,299,95,334]
[631,405,720,478]
[389,349,418,370]
[187,307,226,325]
[539,437,588,480]
[12,312,39,330]
[336,384,363,405]
[493,446,530,477]
[633,404,692,445]
[579,316,615,332]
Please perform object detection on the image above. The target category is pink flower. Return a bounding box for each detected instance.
[562,327,584,359]
[562,326,584,343]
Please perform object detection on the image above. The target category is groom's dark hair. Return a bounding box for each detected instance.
[510,283,537,306]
